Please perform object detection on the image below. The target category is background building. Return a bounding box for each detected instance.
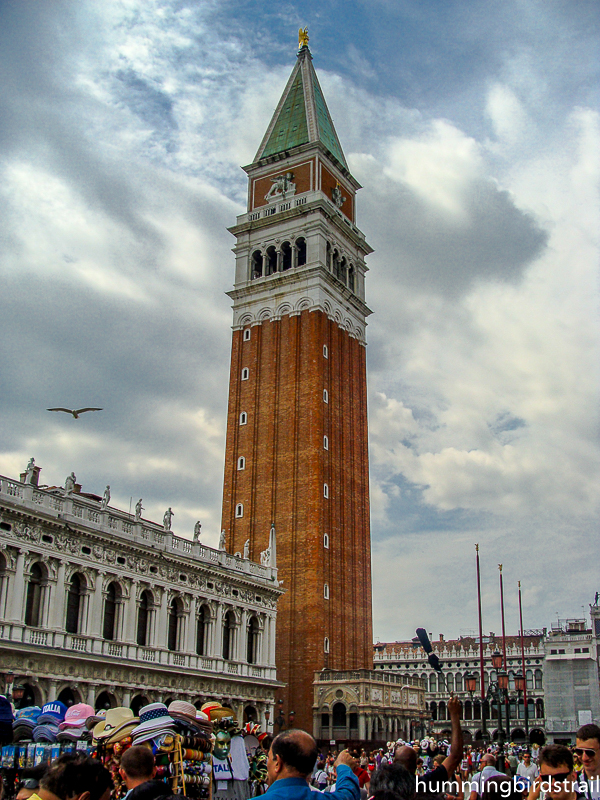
[374,633,547,744]
[543,615,600,744]
[313,668,426,747]
[0,463,281,723]
[221,40,373,731]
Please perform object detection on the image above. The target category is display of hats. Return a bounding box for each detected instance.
[200,701,221,718]
[85,709,106,730]
[60,703,95,729]
[12,706,42,741]
[131,703,176,744]
[38,701,68,725]
[0,696,13,724]
[33,721,60,742]
[93,707,136,743]
[168,701,198,725]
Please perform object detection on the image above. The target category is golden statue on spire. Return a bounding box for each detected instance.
[298,27,309,48]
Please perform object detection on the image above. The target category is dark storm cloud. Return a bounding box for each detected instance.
[362,171,548,296]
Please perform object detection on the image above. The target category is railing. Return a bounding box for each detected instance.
[173,653,185,666]
[70,636,87,652]
[0,474,277,585]
[107,643,123,657]
[141,649,156,662]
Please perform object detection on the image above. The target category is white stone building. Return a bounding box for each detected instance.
[0,463,282,724]
[374,633,547,745]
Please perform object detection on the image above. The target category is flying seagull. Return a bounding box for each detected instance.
[47,407,103,419]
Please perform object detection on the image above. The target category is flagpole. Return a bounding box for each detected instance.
[476,544,487,742]
[518,581,530,744]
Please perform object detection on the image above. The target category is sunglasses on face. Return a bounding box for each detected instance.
[540,772,571,785]
[575,748,599,758]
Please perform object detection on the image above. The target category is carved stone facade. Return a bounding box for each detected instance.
[0,466,282,723]
[313,669,426,746]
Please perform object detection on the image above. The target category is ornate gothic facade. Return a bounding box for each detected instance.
[0,464,281,722]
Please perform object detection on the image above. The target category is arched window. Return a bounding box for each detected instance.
[324,583,329,600]
[65,573,84,634]
[474,700,481,720]
[239,411,247,425]
[241,367,249,381]
[339,257,347,285]
[196,604,210,656]
[25,563,44,627]
[464,700,472,720]
[326,241,332,272]
[323,435,329,450]
[446,673,454,693]
[535,669,542,689]
[509,670,515,690]
[438,700,446,720]
[324,637,330,653]
[168,597,183,652]
[437,673,444,692]
[321,712,330,729]
[430,701,438,721]
[526,669,533,690]
[247,615,259,664]
[296,237,306,267]
[237,456,245,470]
[332,249,340,280]
[323,345,328,358]
[0,553,7,618]
[281,241,292,271]
[243,328,251,341]
[137,589,153,647]
[266,246,277,276]
[348,265,355,292]
[429,673,436,692]
[455,672,463,692]
[223,610,235,660]
[323,389,328,403]
[235,503,244,518]
[323,484,329,498]
[251,250,263,279]
[536,699,544,719]
[323,533,329,549]
[103,582,121,641]
[332,702,346,728]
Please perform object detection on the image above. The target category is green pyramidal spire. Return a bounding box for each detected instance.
[255,44,347,168]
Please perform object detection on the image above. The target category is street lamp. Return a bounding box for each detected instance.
[264,709,271,728]
[465,673,477,695]
[275,698,285,732]
[514,672,529,744]
[491,651,503,670]
[288,711,296,727]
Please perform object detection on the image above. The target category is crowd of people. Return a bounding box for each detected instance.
[1,693,599,800]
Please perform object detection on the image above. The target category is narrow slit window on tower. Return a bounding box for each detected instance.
[241,367,249,381]
[237,456,245,470]
[323,344,328,358]
[323,533,329,549]
[324,583,329,600]
[235,503,244,518]
[323,483,329,498]
[239,412,247,425]
[323,389,328,403]
[243,328,251,341]
[323,435,329,450]
[296,237,307,267]
[324,637,330,654]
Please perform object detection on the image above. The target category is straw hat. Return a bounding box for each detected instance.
[93,707,135,742]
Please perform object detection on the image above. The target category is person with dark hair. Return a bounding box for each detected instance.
[370,762,416,800]
[119,745,172,799]
[16,766,48,800]
[527,745,579,800]
[265,730,359,800]
[576,724,600,800]
[34,754,112,800]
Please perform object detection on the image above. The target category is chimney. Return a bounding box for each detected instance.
[439,634,444,642]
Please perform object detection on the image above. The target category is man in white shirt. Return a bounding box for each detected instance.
[518,752,541,789]
[468,754,505,800]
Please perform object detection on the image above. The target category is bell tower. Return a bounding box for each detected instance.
[221,35,373,732]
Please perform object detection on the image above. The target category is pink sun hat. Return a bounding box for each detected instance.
[59,704,95,730]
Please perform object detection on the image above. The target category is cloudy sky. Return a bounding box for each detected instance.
[1,0,598,643]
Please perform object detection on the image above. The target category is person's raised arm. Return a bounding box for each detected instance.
[327,751,360,800]
[442,695,463,778]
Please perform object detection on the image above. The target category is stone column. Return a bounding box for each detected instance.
[239,609,248,662]
[124,579,139,644]
[50,560,67,630]
[9,549,27,622]
[86,684,98,706]
[122,689,131,708]
[89,571,105,640]
[268,614,276,667]
[214,604,223,659]
[186,596,197,654]
[155,588,168,649]
[358,713,366,741]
